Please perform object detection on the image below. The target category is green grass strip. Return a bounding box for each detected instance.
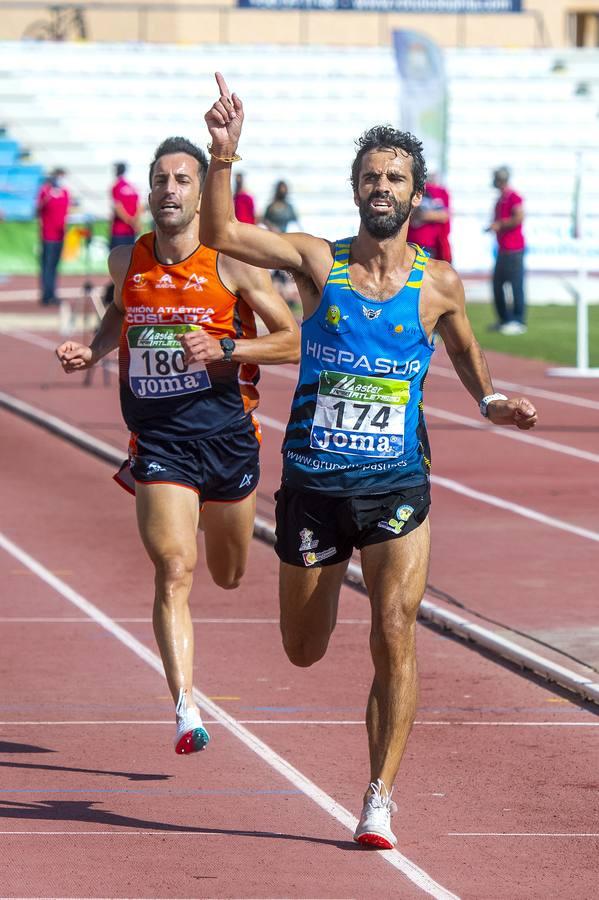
[466,302,599,367]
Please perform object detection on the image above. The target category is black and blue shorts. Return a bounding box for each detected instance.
[274,482,430,567]
[114,415,261,503]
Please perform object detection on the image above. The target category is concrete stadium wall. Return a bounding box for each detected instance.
[1,0,598,48]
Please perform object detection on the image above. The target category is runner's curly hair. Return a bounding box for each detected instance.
[149,137,209,187]
[350,126,427,195]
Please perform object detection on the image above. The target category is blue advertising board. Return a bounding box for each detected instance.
[237,1,522,12]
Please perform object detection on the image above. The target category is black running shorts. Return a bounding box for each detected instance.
[114,415,261,503]
[274,482,430,568]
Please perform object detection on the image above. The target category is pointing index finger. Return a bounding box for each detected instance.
[215,71,231,100]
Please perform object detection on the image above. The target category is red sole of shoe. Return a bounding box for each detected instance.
[355,833,395,850]
[175,727,210,755]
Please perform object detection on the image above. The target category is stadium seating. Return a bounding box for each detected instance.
[0,135,44,219]
[0,41,597,271]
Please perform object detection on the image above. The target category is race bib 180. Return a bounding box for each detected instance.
[310,370,410,458]
[127,325,211,399]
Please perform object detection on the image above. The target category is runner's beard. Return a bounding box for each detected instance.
[359,194,413,239]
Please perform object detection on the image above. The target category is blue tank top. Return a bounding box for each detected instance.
[282,239,435,496]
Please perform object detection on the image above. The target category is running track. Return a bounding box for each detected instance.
[0,314,598,898]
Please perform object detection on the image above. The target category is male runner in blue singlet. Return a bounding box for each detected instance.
[200,74,538,849]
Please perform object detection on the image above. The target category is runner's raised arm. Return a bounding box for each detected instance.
[200,72,330,284]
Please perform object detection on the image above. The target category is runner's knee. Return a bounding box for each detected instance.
[370,607,417,659]
[208,560,245,590]
[154,554,195,600]
[281,630,328,667]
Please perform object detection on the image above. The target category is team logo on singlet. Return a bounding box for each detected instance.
[129,273,148,290]
[362,305,382,320]
[183,273,209,292]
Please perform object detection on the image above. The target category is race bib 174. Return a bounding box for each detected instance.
[127,325,211,399]
[310,370,410,458]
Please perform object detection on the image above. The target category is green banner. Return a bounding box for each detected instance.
[0,220,110,276]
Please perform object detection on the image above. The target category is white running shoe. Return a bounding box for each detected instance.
[499,321,527,335]
[174,689,210,755]
[353,779,398,849]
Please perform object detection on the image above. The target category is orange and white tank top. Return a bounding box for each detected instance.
[118,232,259,439]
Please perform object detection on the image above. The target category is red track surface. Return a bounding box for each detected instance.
[1,299,598,898]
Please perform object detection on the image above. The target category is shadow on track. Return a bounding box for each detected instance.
[0,741,56,754]
[0,799,361,850]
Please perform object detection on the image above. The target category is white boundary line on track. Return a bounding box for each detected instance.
[0,530,459,900]
[260,410,599,543]
[448,833,599,838]
[263,361,599,412]
[260,368,599,465]
[3,329,599,465]
[429,364,599,412]
[430,475,599,543]
[0,287,87,303]
[2,388,598,705]
[0,616,369,625]
[0,328,599,436]
[425,405,599,465]
[0,720,596,727]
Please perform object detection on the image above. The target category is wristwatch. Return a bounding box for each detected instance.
[479,392,508,417]
[220,337,236,362]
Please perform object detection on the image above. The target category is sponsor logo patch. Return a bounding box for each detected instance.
[298,528,319,552]
[378,504,415,535]
[362,305,382,320]
[238,473,253,489]
[184,273,208,292]
[302,546,337,566]
[156,274,176,290]
[146,461,167,475]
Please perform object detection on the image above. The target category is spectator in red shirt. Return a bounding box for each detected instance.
[110,162,140,249]
[233,172,256,224]
[488,166,526,334]
[36,167,70,305]
[407,173,451,262]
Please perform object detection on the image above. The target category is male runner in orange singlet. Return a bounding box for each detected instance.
[57,137,299,754]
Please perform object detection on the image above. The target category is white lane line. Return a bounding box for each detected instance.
[0,617,369,625]
[260,368,599,465]
[0,531,458,900]
[0,329,59,350]
[0,287,88,302]
[0,830,224,835]
[426,405,599,465]
[430,364,599,412]
[3,392,598,702]
[449,833,599,838]
[259,411,599,542]
[431,475,599,543]
[263,361,599,412]
[0,720,597,727]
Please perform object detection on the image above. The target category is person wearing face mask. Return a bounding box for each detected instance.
[262,180,300,234]
[56,136,299,759]
[200,73,539,851]
[36,168,70,305]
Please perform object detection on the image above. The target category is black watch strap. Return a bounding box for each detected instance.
[220,337,236,362]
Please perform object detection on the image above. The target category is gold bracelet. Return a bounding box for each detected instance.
[207,144,242,163]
